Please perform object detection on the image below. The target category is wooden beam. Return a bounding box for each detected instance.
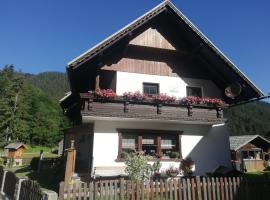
[95,73,100,90]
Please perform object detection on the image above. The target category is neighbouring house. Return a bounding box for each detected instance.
[4,143,26,166]
[60,1,264,177]
[230,135,270,172]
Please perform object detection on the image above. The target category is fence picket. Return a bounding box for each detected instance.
[191,178,196,200]
[173,179,177,200]
[196,176,202,200]
[165,179,168,200]
[169,180,173,200]
[178,178,183,200]
[160,179,164,200]
[216,177,221,200]
[220,177,224,200]
[57,176,270,200]
[207,178,212,200]
[202,177,208,200]
[228,178,233,200]
[156,180,159,200]
[211,178,216,200]
[187,178,191,200]
[182,178,187,200]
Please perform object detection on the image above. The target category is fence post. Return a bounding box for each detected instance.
[120,178,124,200]
[64,140,76,184]
[0,171,7,195]
[59,181,65,200]
[42,190,58,200]
[14,177,27,200]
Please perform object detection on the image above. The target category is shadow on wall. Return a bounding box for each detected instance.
[187,124,231,176]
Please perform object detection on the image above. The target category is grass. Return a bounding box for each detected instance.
[4,165,64,192]
[24,145,54,153]
[244,171,270,177]
[1,144,62,191]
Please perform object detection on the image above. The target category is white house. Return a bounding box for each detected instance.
[60,1,264,177]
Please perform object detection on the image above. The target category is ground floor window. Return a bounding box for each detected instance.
[117,129,182,160]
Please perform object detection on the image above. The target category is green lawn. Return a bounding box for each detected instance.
[1,145,62,191]
[3,164,63,192]
[244,171,270,177]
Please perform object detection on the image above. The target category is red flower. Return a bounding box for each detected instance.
[94,89,116,100]
[180,96,201,105]
[123,91,148,101]
[153,93,176,104]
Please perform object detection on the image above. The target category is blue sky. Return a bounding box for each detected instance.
[0,0,269,94]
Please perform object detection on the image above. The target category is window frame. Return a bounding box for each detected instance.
[117,129,182,160]
[186,86,203,97]
[143,82,160,96]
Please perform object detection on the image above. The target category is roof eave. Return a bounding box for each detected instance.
[66,0,264,97]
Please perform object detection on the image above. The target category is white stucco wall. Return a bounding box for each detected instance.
[91,120,231,175]
[116,71,221,98]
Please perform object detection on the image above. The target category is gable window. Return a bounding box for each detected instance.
[143,83,159,96]
[117,129,182,160]
[186,86,202,97]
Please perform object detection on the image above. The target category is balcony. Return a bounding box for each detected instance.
[80,92,226,124]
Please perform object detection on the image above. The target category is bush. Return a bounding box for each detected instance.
[124,153,162,181]
[169,151,180,159]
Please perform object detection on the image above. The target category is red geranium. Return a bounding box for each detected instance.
[94,89,116,100]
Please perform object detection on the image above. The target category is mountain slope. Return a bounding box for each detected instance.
[25,72,70,101]
[227,101,270,138]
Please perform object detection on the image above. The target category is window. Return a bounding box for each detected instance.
[186,86,202,97]
[117,129,182,160]
[143,83,159,96]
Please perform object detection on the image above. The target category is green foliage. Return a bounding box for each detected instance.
[0,65,70,147]
[152,160,161,173]
[124,153,162,181]
[227,101,270,138]
[25,72,69,101]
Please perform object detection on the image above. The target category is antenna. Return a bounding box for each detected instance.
[225,83,242,99]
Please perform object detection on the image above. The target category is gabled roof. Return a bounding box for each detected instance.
[230,135,270,151]
[4,143,26,150]
[67,0,264,97]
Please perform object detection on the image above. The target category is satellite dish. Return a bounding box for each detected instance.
[225,83,242,99]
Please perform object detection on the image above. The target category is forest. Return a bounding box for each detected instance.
[0,65,69,147]
[0,65,269,147]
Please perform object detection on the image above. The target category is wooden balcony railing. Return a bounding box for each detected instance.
[80,93,226,123]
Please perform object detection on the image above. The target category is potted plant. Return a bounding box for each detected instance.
[152,160,162,179]
[166,166,179,177]
[169,151,180,159]
[180,157,195,177]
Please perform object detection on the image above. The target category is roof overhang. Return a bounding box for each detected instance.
[66,0,264,99]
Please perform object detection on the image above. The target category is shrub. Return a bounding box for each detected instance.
[169,151,180,159]
[124,153,162,181]
[166,166,179,177]
[180,157,194,177]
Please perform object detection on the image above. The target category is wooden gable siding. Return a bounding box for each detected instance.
[101,27,180,77]
[129,27,176,50]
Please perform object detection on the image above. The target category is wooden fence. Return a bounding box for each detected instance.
[0,165,4,189]
[59,176,270,200]
[0,168,49,200]
[3,170,19,199]
[244,159,265,172]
